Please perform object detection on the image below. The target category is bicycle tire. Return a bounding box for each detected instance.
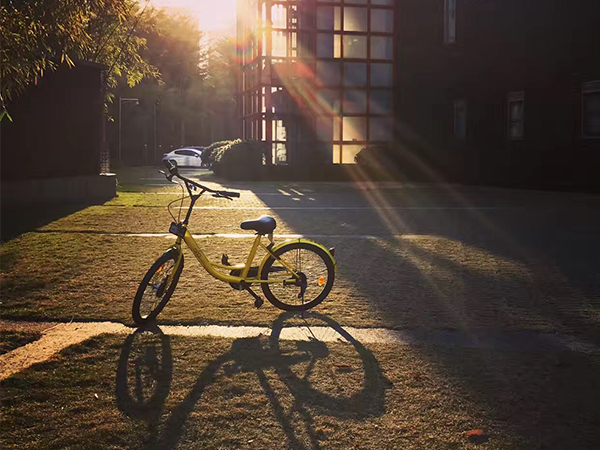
[260,242,334,311]
[132,250,183,325]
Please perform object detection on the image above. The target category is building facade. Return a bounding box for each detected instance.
[396,0,600,188]
[237,0,600,188]
[237,0,396,165]
[1,62,116,208]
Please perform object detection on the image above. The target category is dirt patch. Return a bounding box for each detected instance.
[0,322,128,380]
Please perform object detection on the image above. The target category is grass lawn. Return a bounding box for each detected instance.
[2,228,599,334]
[2,181,599,333]
[0,331,41,355]
[2,327,599,449]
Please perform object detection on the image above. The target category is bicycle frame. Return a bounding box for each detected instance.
[171,228,298,285]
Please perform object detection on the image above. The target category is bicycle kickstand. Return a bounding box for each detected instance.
[244,285,264,309]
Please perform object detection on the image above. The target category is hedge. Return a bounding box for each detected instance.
[202,140,234,166]
[211,139,264,180]
[354,143,435,182]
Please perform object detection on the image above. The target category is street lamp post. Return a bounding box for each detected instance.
[118,97,139,164]
[154,98,159,164]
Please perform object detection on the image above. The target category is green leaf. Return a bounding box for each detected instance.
[0,109,14,123]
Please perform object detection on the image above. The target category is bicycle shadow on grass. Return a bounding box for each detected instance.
[116,312,390,450]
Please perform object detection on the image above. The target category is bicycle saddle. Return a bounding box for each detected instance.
[240,215,277,235]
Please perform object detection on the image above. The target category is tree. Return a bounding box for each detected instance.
[0,0,158,115]
[107,6,208,163]
[203,36,238,142]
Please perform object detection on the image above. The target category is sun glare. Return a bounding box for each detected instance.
[150,0,237,34]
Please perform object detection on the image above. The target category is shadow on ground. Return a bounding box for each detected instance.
[116,312,389,450]
[211,179,600,448]
[1,203,96,243]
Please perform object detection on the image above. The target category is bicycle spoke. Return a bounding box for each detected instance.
[139,260,175,318]
[265,247,330,308]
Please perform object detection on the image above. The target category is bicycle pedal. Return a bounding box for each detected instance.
[254,297,264,309]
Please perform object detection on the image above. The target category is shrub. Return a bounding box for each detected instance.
[354,144,395,172]
[354,143,434,182]
[212,139,264,179]
[202,140,233,165]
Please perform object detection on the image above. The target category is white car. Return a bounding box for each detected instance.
[162,147,205,168]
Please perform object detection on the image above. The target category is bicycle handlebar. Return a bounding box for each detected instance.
[162,159,240,199]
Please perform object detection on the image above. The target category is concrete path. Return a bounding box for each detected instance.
[2,319,598,381]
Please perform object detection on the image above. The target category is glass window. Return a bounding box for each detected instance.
[343,90,367,114]
[444,0,457,44]
[453,100,467,138]
[317,6,341,31]
[370,63,393,87]
[272,31,287,57]
[272,89,290,113]
[316,118,334,141]
[319,89,341,114]
[291,32,297,57]
[341,145,363,163]
[297,31,314,58]
[175,150,197,156]
[370,9,393,33]
[317,117,341,141]
[371,36,393,60]
[370,90,394,114]
[316,61,341,86]
[271,4,287,28]
[343,7,367,32]
[317,33,341,58]
[583,81,600,137]
[343,116,367,141]
[371,0,394,5]
[273,119,287,141]
[332,145,341,164]
[507,91,524,139]
[274,143,287,164]
[343,35,367,58]
[345,0,367,4]
[343,62,367,87]
[370,117,393,141]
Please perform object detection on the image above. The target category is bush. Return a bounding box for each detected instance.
[211,139,264,179]
[202,140,234,165]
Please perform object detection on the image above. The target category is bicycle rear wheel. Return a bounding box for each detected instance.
[260,242,334,311]
[132,250,183,325]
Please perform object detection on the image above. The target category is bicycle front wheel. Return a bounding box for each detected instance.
[260,242,335,311]
[132,250,184,325]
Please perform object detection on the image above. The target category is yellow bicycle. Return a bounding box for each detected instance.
[132,161,337,325]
